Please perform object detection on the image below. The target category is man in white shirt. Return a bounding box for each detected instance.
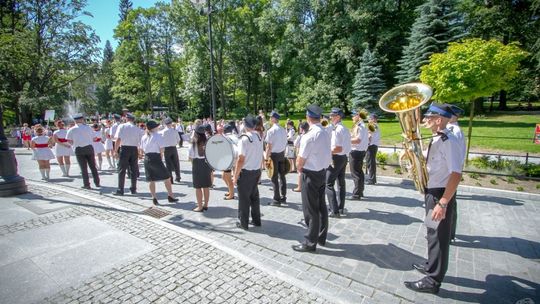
[447,104,466,242]
[114,113,142,196]
[265,110,288,206]
[326,108,351,217]
[233,115,264,230]
[109,114,122,168]
[405,103,462,294]
[349,109,369,200]
[161,118,181,183]
[365,113,381,185]
[176,118,185,147]
[66,113,100,189]
[292,105,332,253]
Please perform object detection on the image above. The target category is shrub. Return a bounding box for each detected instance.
[394,167,402,175]
[523,164,540,177]
[516,186,524,191]
[469,172,480,180]
[475,182,482,187]
[507,176,515,184]
[469,156,491,170]
[376,152,388,165]
[490,179,498,185]
[536,184,540,189]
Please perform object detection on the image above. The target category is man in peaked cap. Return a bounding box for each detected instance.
[348,109,369,200]
[114,113,142,196]
[446,104,466,243]
[292,105,332,253]
[265,110,288,206]
[233,114,264,230]
[326,108,351,217]
[405,102,462,294]
[365,113,380,185]
[160,117,181,183]
[66,113,100,189]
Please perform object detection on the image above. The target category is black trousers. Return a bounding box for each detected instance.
[423,188,456,284]
[164,146,181,180]
[326,154,348,214]
[178,132,184,147]
[301,169,328,247]
[75,145,100,187]
[237,169,261,229]
[365,145,378,184]
[270,151,287,201]
[118,146,139,192]
[451,196,458,240]
[349,150,366,197]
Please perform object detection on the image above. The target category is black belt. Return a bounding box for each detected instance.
[303,168,326,173]
[241,169,260,172]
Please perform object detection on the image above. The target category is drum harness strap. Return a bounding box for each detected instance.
[240,133,261,143]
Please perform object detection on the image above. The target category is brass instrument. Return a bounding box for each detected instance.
[379,83,433,194]
[266,159,274,178]
[321,118,329,127]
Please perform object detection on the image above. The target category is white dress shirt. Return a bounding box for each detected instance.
[140,132,165,153]
[426,129,463,189]
[160,126,180,147]
[298,123,332,171]
[238,131,263,170]
[265,124,287,153]
[369,124,381,146]
[66,124,94,148]
[448,122,466,167]
[115,122,142,147]
[331,122,352,155]
[351,122,369,151]
[109,122,120,140]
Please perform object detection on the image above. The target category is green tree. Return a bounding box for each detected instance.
[95,40,119,113]
[396,0,464,84]
[119,0,133,22]
[351,48,386,110]
[420,38,528,162]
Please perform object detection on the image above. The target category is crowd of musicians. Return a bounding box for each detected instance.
[26,102,465,295]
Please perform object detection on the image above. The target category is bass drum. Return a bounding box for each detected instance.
[205,134,236,171]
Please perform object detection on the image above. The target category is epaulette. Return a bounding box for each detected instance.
[437,131,448,142]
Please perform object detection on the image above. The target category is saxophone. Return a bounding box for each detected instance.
[379,83,433,194]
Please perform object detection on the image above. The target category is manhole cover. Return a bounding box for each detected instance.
[142,207,171,219]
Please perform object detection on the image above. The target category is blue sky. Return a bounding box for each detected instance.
[80,0,163,52]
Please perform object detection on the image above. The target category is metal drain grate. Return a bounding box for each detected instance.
[142,207,171,219]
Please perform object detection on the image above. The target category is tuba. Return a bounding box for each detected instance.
[379,83,433,194]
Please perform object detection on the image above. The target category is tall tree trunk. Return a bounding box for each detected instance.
[465,99,475,165]
[497,90,507,110]
[474,98,484,114]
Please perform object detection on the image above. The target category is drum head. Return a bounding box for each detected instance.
[205,134,235,171]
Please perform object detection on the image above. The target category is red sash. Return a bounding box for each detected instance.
[93,138,101,142]
[35,143,49,148]
[57,138,68,143]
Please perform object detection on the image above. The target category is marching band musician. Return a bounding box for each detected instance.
[222,121,239,200]
[405,103,462,294]
[189,124,212,212]
[176,118,185,147]
[91,123,106,170]
[140,120,178,206]
[113,113,142,196]
[31,125,55,181]
[265,110,288,206]
[160,118,182,184]
[446,104,466,243]
[104,120,116,169]
[348,109,369,200]
[326,108,352,217]
[66,113,101,189]
[365,114,380,185]
[53,119,73,177]
[109,114,122,168]
[233,115,264,230]
[292,122,310,192]
[292,105,332,252]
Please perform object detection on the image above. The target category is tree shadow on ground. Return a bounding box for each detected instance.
[453,235,540,259]
[364,196,423,208]
[249,219,338,242]
[456,194,524,206]
[438,274,539,303]
[346,208,422,225]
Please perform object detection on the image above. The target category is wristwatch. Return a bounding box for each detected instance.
[438,201,448,209]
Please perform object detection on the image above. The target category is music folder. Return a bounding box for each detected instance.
[424,209,441,230]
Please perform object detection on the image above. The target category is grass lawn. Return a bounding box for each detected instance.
[284,112,540,155]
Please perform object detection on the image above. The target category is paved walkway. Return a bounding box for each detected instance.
[2,147,540,303]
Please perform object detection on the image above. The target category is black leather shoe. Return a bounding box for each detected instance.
[130,189,137,194]
[268,200,281,206]
[235,222,248,230]
[413,263,428,275]
[347,195,361,200]
[249,220,261,227]
[280,197,287,203]
[113,190,124,196]
[82,185,91,190]
[292,243,316,253]
[168,196,179,203]
[404,279,440,294]
[328,212,340,218]
[317,240,326,246]
[175,177,181,183]
[152,198,160,206]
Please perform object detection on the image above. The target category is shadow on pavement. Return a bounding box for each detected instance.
[457,194,524,206]
[453,235,540,259]
[367,196,423,208]
[320,242,424,271]
[248,219,339,242]
[346,208,422,225]
[440,274,539,303]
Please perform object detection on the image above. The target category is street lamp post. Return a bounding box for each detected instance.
[0,105,28,196]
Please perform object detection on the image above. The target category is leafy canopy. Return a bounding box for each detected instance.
[420,38,529,102]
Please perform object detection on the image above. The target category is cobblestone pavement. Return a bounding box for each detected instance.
[8,147,540,303]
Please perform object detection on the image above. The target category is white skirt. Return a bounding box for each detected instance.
[33,148,55,160]
[104,138,114,150]
[92,141,105,154]
[54,143,74,157]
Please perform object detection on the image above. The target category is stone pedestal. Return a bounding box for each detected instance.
[0,149,28,197]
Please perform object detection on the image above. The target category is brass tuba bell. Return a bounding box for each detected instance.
[379,83,433,194]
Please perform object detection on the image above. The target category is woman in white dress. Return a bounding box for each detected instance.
[286,120,297,172]
[103,120,115,169]
[91,123,106,170]
[53,120,73,177]
[31,125,55,180]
